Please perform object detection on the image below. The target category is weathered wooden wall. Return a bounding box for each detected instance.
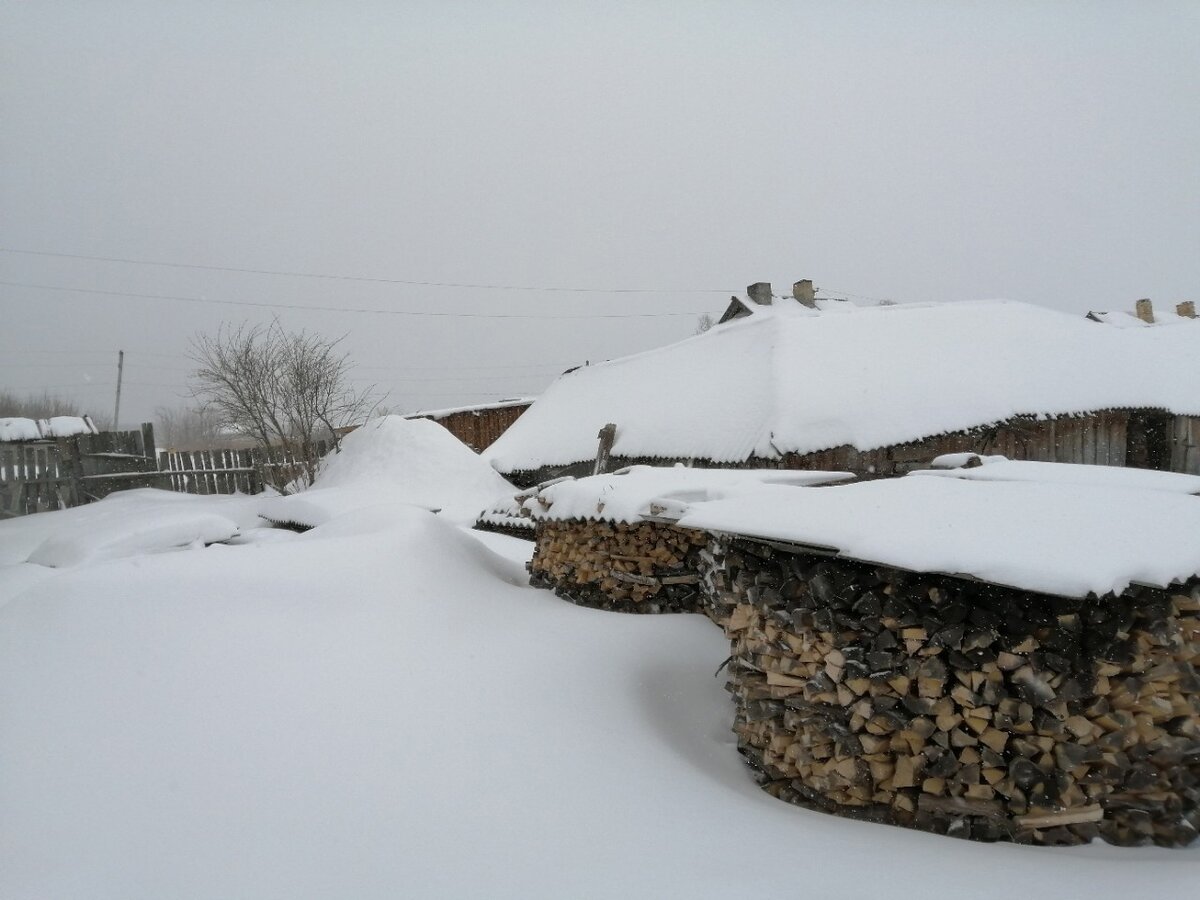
[1171,416,1200,475]
[505,410,1197,487]
[411,404,531,453]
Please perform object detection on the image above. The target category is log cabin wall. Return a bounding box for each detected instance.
[411,403,531,453]
[528,519,709,614]
[702,536,1200,847]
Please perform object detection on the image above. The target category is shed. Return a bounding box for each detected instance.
[483,291,1200,486]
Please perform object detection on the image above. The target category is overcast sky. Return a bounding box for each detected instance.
[2,1,1197,428]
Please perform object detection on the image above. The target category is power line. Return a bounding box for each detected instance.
[0,247,735,295]
[0,280,712,319]
[0,349,578,371]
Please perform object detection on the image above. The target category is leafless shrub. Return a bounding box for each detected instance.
[0,388,110,428]
[153,404,225,450]
[188,322,383,491]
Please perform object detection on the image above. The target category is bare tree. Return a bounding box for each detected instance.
[0,388,111,429]
[189,322,382,491]
[154,403,223,450]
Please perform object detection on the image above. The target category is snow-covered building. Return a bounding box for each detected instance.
[483,287,1200,486]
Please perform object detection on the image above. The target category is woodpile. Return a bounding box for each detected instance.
[704,537,1200,846]
[529,519,709,613]
[474,493,537,540]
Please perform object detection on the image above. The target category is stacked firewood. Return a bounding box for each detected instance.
[705,537,1200,846]
[528,519,709,613]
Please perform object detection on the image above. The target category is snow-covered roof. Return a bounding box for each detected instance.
[526,464,853,524]
[915,453,1200,494]
[406,397,535,420]
[662,476,1200,599]
[0,416,98,442]
[483,299,1200,473]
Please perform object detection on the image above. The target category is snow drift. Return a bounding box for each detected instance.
[258,416,517,527]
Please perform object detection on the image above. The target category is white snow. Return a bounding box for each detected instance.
[483,299,1200,472]
[527,464,853,523]
[264,415,517,525]
[919,454,1200,494]
[476,491,536,530]
[0,490,1196,898]
[0,489,265,569]
[0,417,42,442]
[669,476,1200,598]
[0,415,99,442]
[406,396,535,420]
[41,415,97,437]
[27,509,238,568]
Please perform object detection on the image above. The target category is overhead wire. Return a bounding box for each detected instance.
[0,280,713,319]
[0,247,735,295]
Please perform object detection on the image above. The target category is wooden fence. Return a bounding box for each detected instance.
[1,425,332,517]
[0,423,166,518]
[157,440,330,495]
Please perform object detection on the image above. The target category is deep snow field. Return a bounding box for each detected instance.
[1,427,1197,898]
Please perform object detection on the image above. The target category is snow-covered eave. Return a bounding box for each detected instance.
[495,404,1200,475]
[406,397,536,420]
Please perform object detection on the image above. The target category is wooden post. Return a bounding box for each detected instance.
[112,350,124,429]
[140,422,156,459]
[594,423,617,476]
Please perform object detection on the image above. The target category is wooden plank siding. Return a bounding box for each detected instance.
[410,403,532,453]
[1172,416,1200,475]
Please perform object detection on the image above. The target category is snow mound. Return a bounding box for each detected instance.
[27,508,239,568]
[258,487,419,530]
[918,454,1200,494]
[307,416,516,523]
[0,418,42,442]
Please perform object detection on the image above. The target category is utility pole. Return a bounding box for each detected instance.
[113,349,125,431]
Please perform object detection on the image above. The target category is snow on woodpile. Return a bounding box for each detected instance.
[917,453,1200,494]
[483,299,1200,473]
[526,465,855,524]
[475,491,536,536]
[259,416,517,527]
[667,476,1200,599]
[524,466,853,615]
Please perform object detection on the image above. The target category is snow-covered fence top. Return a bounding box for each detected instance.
[659,475,1200,599]
[0,416,98,442]
[483,299,1200,473]
[524,465,854,524]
